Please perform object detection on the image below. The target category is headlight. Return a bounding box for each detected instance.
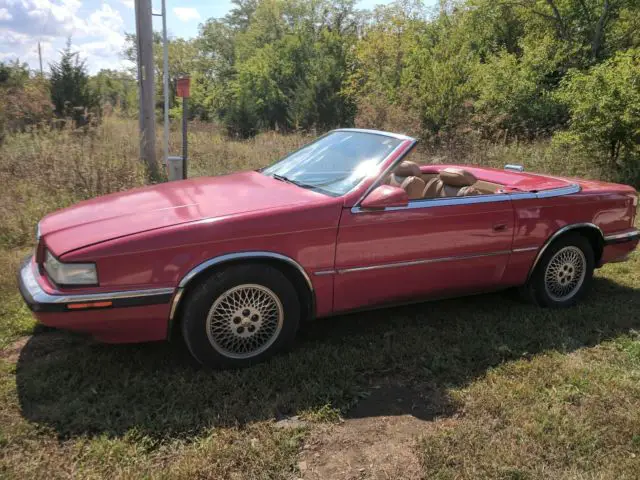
[44,250,98,286]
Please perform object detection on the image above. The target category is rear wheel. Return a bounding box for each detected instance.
[181,264,300,368]
[522,233,595,308]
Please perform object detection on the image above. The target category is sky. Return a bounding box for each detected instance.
[0,0,405,74]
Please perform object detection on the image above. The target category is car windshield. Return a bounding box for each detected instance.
[262,131,403,196]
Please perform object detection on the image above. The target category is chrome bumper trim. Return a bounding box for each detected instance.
[18,256,174,312]
[603,229,639,245]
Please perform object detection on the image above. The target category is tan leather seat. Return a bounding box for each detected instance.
[422,167,480,198]
[400,176,426,199]
[387,161,425,200]
[388,161,422,186]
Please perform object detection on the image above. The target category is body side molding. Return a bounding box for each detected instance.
[526,222,604,280]
[314,250,511,276]
[351,184,581,214]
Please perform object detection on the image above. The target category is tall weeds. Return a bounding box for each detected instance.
[0,118,146,247]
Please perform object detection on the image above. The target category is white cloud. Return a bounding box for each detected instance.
[173,7,200,22]
[0,0,84,37]
[85,3,124,37]
[120,0,134,8]
[0,0,128,73]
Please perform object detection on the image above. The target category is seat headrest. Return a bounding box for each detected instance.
[394,161,421,178]
[401,176,426,200]
[439,168,477,187]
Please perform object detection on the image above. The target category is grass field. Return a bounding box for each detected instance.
[0,119,639,479]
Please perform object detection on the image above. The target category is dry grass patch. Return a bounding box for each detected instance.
[0,249,34,348]
[185,123,309,178]
[0,119,146,248]
[0,415,304,480]
[418,343,640,479]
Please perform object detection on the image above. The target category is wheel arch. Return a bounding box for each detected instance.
[167,252,315,339]
[527,222,604,281]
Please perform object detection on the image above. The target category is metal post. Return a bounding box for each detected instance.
[134,0,158,178]
[182,96,188,179]
[161,0,169,169]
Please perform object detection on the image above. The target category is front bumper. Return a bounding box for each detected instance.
[18,256,174,313]
[17,256,175,343]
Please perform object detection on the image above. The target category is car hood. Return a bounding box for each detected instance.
[40,171,328,256]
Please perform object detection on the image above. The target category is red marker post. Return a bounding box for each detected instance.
[176,77,190,179]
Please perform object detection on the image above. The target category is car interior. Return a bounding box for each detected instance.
[384,160,504,200]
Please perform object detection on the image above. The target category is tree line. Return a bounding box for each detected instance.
[0,39,136,137]
[1,0,639,184]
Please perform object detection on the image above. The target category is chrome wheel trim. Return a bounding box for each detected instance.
[206,284,284,360]
[543,246,587,302]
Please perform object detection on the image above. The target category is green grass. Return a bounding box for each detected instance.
[0,119,639,478]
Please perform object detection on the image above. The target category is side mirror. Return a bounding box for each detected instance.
[360,185,409,210]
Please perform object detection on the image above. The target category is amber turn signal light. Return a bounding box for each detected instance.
[67,301,112,310]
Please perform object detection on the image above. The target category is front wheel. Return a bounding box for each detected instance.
[181,264,300,369]
[522,233,595,308]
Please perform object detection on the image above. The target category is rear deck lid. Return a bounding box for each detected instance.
[428,165,575,192]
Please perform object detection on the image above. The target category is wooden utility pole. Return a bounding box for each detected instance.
[134,0,158,178]
[37,41,43,75]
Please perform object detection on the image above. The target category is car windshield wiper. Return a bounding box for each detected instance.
[271,173,315,190]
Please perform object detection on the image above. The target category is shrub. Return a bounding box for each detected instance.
[0,78,53,143]
[354,93,421,138]
[554,49,640,186]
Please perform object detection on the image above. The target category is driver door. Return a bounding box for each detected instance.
[332,196,514,312]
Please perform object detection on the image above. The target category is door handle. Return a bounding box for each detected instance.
[493,223,508,232]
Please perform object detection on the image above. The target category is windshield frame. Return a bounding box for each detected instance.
[261,129,416,198]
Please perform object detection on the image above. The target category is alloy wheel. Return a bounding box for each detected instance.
[543,246,587,302]
[206,284,284,359]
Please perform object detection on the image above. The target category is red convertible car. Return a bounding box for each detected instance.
[18,129,639,368]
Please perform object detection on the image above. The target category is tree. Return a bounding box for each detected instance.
[90,69,138,116]
[554,48,640,185]
[0,60,30,87]
[123,33,212,118]
[120,0,640,146]
[220,0,358,136]
[471,35,568,138]
[225,0,259,31]
[49,40,98,124]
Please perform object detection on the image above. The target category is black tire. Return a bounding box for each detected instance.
[521,233,595,308]
[180,264,300,369]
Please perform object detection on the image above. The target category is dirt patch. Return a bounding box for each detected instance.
[299,381,453,479]
[0,336,30,363]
